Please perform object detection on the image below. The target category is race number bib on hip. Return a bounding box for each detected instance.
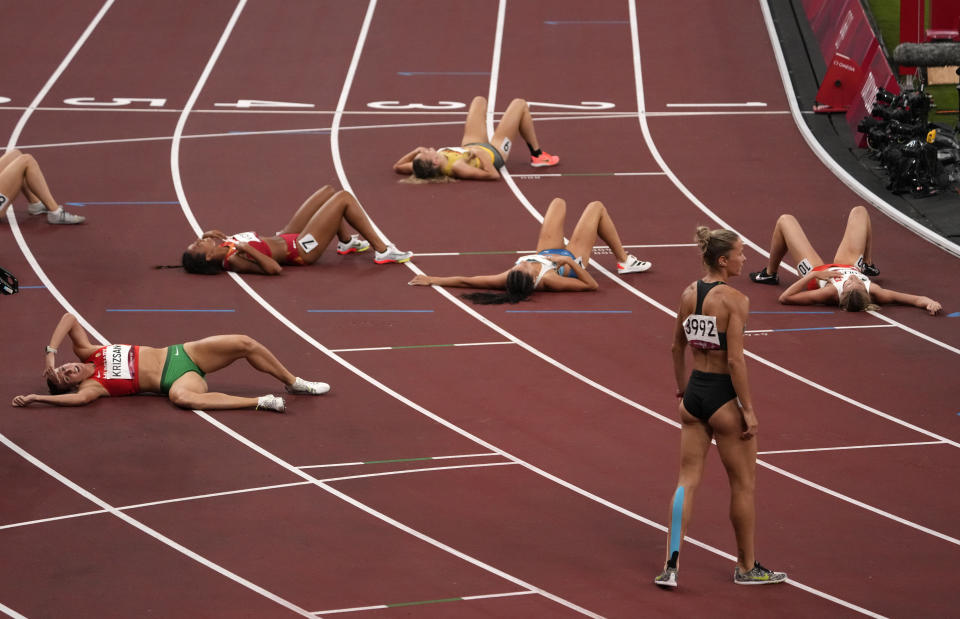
[683,314,721,350]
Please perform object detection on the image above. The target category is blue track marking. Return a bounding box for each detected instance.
[63,201,179,207]
[669,487,684,556]
[750,310,835,314]
[947,312,959,318]
[505,310,632,314]
[755,325,886,333]
[544,20,628,25]
[17,285,46,289]
[106,309,235,312]
[307,309,433,313]
[397,71,490,76]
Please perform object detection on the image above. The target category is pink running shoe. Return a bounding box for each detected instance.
[530,151,560,167]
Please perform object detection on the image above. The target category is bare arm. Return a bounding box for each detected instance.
[450,149,500,180]
[227,243,283,275]
[408,272,509,289]
[671,311,689,398]
[201,230,227,240]
[46,313,99,365]
[725,293,757,439]
[870,285,942,315]
[394,147,426,174]
[779,270,839,305]
[541,255,598,291]
[12,385,104,407]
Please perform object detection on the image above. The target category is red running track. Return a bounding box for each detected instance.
[1,1,958,617]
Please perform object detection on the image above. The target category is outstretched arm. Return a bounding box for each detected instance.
[394,147,426,174]
[409,272,509,289]
[871,285,942,315]
[12,388,103,407]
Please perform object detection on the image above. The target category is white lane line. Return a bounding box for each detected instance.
[665,102,768,107]
[312,590,535,615]
[759,440,947,455]
[745,324,896,334]
[329,341,514,353]
[10,112,677,152]
[0,457,510,532]
[319,461,517,484]
[0,601,28,619]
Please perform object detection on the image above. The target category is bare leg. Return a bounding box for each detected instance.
[662,405,713,569]
[565,201,630,266]
[0,150,40,205]
[764,214,824,274]
[711,399,758,573]
[534,197,567,251]
[0,153,62,215]
[490,98,542,163]
[166,373,260,410]
[460,95,490,145]
[833,206,872,265]
[295,190,389,264]
[276,185,339,236]
[183,335,296,386]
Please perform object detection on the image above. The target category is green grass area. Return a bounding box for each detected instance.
[866,0,959,125]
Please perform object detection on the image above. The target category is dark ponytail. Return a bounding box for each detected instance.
[180,251,224,275]
[461,269,534,305]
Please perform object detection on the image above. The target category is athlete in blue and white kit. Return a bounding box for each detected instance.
[408,198,651,304]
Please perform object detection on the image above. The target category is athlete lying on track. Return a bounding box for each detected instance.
[0,148,84,224]
[11,313,329,412]
[655,226,786,589]
[749,206,941,315]
[180,186,412,275]
[393,96,559,181]
[408,198,651,304]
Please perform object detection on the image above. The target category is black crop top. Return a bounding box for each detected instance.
[684,280,727,351]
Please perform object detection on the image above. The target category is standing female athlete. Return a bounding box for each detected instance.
[11,313,329,412]
[408,198,651,303]
[0,149,84,224]
[393,96,559,181]
[655,227,786,588]
[181,186,411,275]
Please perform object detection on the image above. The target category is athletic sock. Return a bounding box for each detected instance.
[528,145,542,157]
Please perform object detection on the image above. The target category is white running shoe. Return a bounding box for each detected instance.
[374,245,413,264]
[337,234,371,255]
[28,202,49,215]
[618,254,651,274]
[256,394,286,413]
[47,209,85,225]
[654,567,678,588]
[285,377,330,395]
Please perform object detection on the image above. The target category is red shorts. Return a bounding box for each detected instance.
[280,233,306,265]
